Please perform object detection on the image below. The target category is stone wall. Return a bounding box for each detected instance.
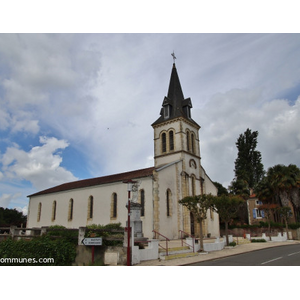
[74,245,126,266]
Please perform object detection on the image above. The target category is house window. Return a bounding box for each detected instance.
[253,208,264,219]
[169,130,174,151]
[162,132,167,153]
[140,189,145,217]
[37,202,42,222]
[68,198,74,221]
[166,189,172,217]
[111,193,117,219]
[88,196,93,219]
[51,201,57,221]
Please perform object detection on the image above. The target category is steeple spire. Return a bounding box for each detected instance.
[167,62,185,106]
[152,60,199,128]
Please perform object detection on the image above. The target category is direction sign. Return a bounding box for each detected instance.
[82,237,102,246]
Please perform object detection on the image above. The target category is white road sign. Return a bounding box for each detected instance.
[82,237,102,246]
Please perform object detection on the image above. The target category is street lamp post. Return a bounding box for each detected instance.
[123,179,136,266]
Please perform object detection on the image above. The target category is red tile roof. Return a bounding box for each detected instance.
[28,166,155,197]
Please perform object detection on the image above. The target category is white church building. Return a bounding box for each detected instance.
[27,62,220,240]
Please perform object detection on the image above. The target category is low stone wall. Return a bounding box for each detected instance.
[220,227,300,240]
[185,236,233,252]
[74,245,126,266]
[245,231,291,242]
[132,239,159,265]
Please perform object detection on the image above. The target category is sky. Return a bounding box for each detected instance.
[1,4,300,217]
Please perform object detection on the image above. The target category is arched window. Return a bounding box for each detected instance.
[166,189,172,217]
[111,193,117,219]
[191,133,195,154]
[51,200,57,221]
[162,132,167,153]
[169,130,174,151]
[186,131,190,152]
[68,198,74,221]
[37,202,42,222]
[191,176,196,196]
[140,189,145,217]
[88,196,93,219]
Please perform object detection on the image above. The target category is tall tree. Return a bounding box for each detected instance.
[0,207,27,227]
[233,128,265,193]
[267,164,300,221]
[228,178,250,199]
[213,182,229,196]
[256,164,300,222]
[277,206,293,240]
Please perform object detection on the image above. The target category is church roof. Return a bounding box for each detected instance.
[152,63,200,127]
[28,166,155,197]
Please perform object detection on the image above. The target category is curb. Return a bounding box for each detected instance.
[180,240,300,266]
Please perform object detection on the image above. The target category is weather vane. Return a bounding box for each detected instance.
[171,51,176,63]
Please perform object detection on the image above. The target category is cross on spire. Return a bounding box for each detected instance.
[171,51,176,63]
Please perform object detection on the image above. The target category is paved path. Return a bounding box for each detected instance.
[135,239,300,266]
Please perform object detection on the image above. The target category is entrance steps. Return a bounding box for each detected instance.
[159,245,198,261]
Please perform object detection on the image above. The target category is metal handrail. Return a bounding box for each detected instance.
[179,230,195,253]
[152,230,170,256]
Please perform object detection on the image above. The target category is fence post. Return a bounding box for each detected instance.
[78,227,86,245]
[10,225,16,240]
[41,226,48,236]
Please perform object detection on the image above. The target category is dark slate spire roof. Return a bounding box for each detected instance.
[152,63,200,127]
[167,63,185,106]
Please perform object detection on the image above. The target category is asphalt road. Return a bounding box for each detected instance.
[186,244,300,266]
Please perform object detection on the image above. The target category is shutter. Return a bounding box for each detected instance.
[253,208,256,219]
[261,210,265,218]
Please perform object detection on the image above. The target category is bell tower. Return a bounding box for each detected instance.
[151,62,201,172]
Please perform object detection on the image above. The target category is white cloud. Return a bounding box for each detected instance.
[0,34,101,138]
[197,90,300,187]
[0,194,13,208]
[15,205,28,216]
[0,136,78,190]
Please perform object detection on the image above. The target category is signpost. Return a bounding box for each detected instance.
[82,237,102,246]
[82,237,102,264]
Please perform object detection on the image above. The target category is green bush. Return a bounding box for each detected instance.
[228,241,236,247]
[46,225,78,243]
[251,239,267,243]
[0,235,76,266]
[86,223,124,246]
[288,223,300,229]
